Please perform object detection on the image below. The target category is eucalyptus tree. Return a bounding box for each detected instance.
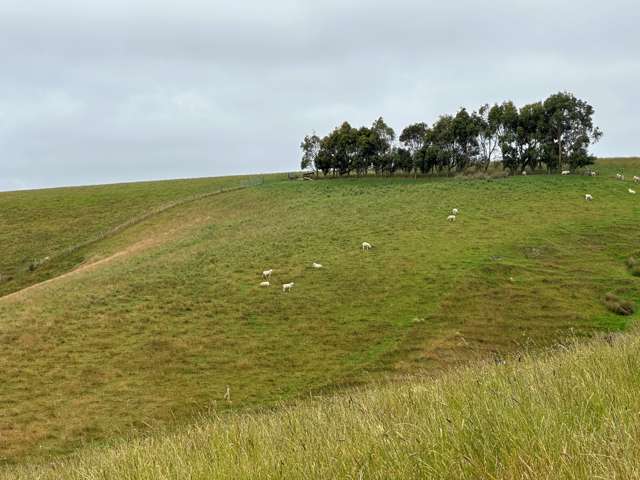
[541,92,602,170]
[452,108,480,171]
[300,133,321,173]
[399,122,428,176]
[334,122,359,175]
[498,100,542,173]
[430,115,456,174]
[392,147,412,175]
[473,104,503,171]
[355,126,378,176]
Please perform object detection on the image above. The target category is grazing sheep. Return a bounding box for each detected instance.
[616,173,625,181]
[522,170,527,176]
[312,262,323,269]
[262,269,273,280]
[362,242,372,251]
[451,208,459,215]
[629,189,637,195]
[260,281,270,287]
[447,214,456,222]
[634,176,640,183]
[591,171,598,177]
[561,170,570,175]
[282,282,295,292]
[585,194,593,201]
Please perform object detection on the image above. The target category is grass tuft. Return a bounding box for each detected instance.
[604,292,636,316]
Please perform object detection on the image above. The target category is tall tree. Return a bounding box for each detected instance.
[355,126,377,176]
[499,100,544,173]
[400,122,428,176]
[334,122,359,175]
[300,133,321,173]
[316,133,336,176]
[452,108,480,171]
[399,122,428,155]
[473,104,502,171]
[371,117,395,155]
[392,147,412,175]
[430,115,456,174]
[542,92,602,170]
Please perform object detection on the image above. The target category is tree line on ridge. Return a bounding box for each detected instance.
[300,92,602,176]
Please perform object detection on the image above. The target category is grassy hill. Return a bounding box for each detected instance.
[0,174,274,297]
[4,330,640,479]
[0,158,639,466]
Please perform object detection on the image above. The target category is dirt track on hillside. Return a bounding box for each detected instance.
[0,237,156,303]
[0,199,216,305]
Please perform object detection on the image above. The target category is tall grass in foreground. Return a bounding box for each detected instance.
[5,332,640,479]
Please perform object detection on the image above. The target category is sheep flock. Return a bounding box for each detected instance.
[258,168,636,293]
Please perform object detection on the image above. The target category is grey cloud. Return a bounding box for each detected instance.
[1,0,639,190]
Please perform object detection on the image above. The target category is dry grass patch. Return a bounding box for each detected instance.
[4,332,640,479]
[604,292,635,316]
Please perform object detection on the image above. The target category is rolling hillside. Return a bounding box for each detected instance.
[1,159,639,466]
[5,330,640,479]
[0,174,275,298]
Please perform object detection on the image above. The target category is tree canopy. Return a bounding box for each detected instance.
[300,92,601,176]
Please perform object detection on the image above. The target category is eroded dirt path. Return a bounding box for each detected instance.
[0,237,157,303]
[0,183,249,304]
[0,212,215,304]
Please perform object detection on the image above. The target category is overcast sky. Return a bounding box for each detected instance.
[1,0,638,191]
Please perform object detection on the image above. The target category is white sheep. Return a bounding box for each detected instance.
[282,282,295,292]
[447,214,456,222]
[312,262,323,269]
[591,171,598,177]
[633,176,640,183]
[522,170,527,176]
[451,208,459,215]
[585,194,593,201]
[362,242,372,251]
[260,281,270,287]
[616,173,625,181]
[629,189,636,195]
[561,170,570,175]
[262,269,273,280]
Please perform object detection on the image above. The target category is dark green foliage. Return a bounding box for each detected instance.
[501,101,546,173]
[542,92,602,171]
[302,92,601,176]
[399,122,428,174]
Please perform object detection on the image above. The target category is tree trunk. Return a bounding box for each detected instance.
[558,134,562,171]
